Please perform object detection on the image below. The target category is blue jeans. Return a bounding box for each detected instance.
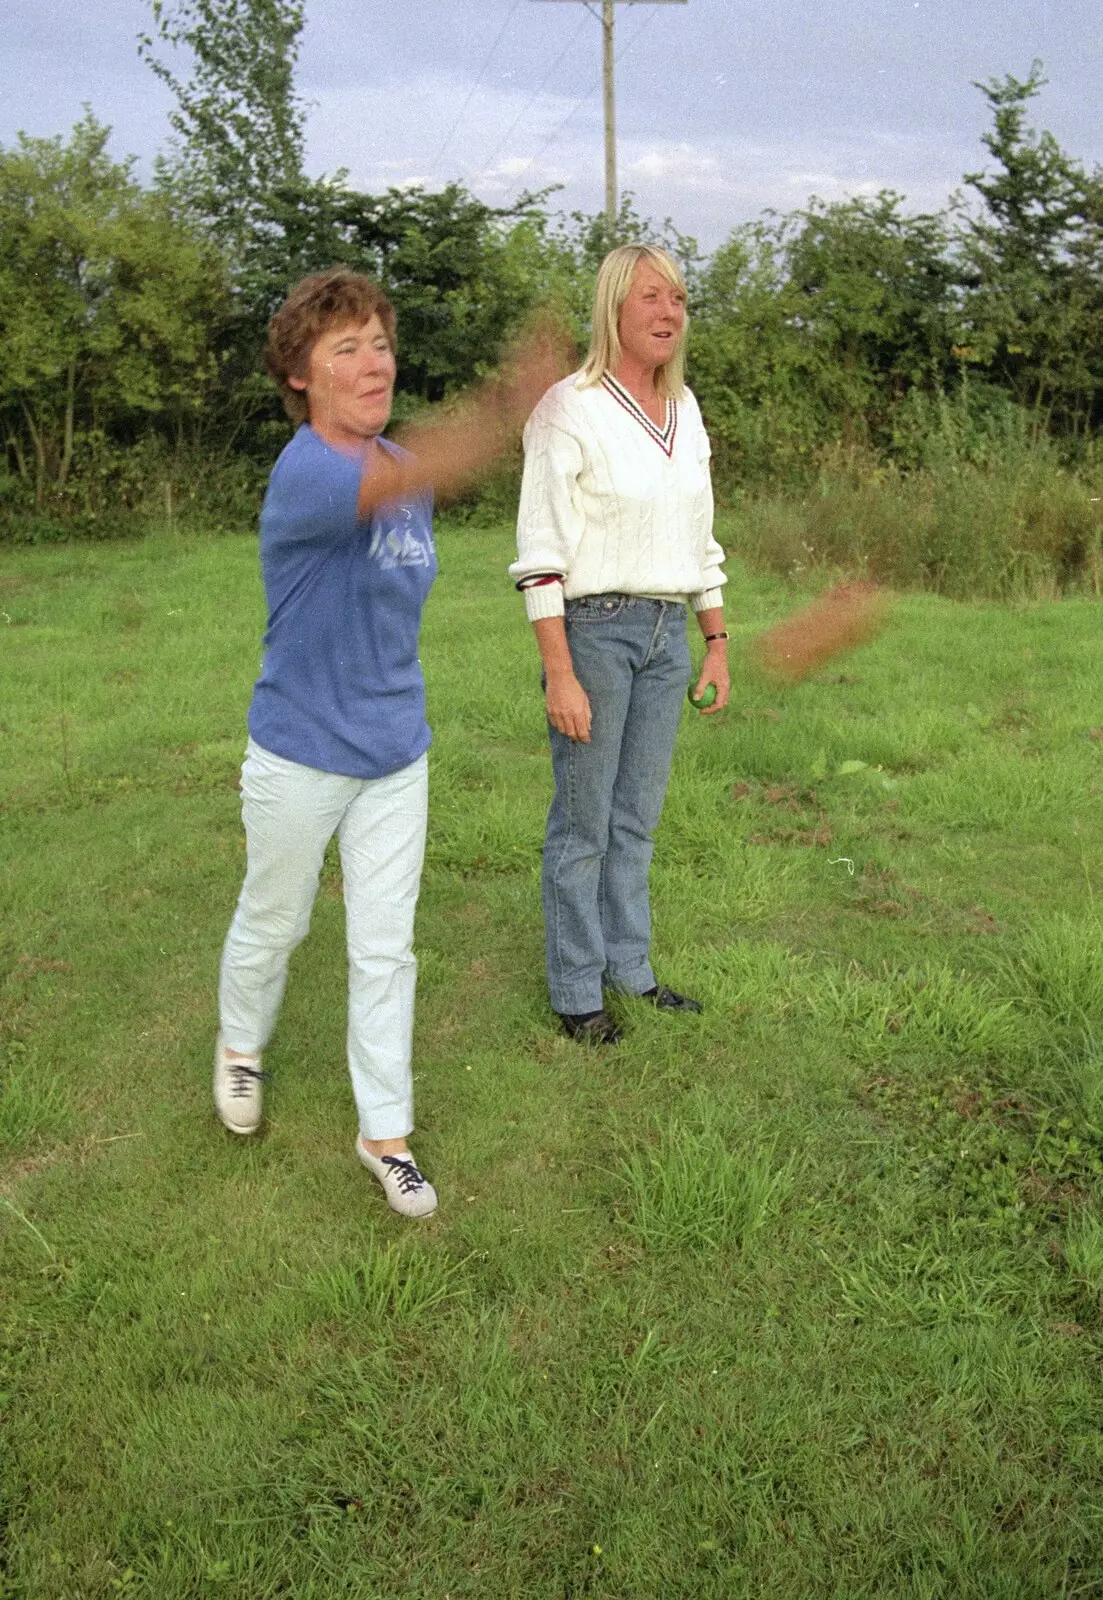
[543,596,691,1014]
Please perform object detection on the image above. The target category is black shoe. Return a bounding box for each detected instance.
[643,985,702,1014]
[558,1009,623,1045]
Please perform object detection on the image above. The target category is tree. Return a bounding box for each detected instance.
[781,194,957,417]
[139,0,306,247]
[137,3,577,425]
[686,222,808,480]
[957,65,1103,435]
[232,176,576,408]
[0,112,230,505]
[689,196,958,482]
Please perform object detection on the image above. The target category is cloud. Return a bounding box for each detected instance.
[482,155,550,181]
[625,143,735,192]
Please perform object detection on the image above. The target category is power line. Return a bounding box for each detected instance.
[466,9,590,189]
[500,4,663,206]
[427,0,526,178]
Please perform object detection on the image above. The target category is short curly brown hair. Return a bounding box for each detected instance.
[265,267,398,424]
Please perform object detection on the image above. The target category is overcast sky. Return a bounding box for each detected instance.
[2,0,1100,251]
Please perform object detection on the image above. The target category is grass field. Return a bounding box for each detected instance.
[3,520,1103,1598]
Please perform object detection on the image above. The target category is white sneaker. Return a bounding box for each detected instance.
[357,1140,438,1218]
[213,1038,264,1134]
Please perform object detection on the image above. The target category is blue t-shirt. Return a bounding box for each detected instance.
[247,425,437,779]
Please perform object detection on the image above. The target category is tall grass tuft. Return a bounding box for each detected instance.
[616,1118,793,1254]
[1005,914,1103,1033]
[302,1246,469,1325]
[796,961,1025,1064]
[0,1041,70,1153]
[1063,1209,1103,1297]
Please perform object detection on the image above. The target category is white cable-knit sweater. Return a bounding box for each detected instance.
[509,371,727,622]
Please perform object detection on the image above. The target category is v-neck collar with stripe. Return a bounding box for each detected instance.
[600,371,678,457]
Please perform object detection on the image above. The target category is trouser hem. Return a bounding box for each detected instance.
[550,988,606,1015]
[602,964,655,997]
[358,1109,415,1142]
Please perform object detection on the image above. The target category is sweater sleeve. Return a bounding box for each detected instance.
[509,393,586,622]
[686,394,727,613]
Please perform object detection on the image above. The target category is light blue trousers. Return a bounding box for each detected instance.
[543,596,691,1014]
[218,739,428,1140]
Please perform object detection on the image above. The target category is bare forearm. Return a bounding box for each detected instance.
[356,407,497,520]
[532,616,574,681]
[692,605,730,713]
[532,615,591,742]
[696,605,726,645]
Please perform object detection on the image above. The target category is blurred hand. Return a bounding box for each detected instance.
[494,311,575,433]
[357,310,574,517]
[753,582,890,684]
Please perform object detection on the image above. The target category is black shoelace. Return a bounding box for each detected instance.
[229,1063,265,1098]
[382,1156,427,1193]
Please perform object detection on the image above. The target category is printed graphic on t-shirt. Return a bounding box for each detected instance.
[369,505,435,570]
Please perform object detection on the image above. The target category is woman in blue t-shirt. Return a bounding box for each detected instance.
[215,267,559,1219]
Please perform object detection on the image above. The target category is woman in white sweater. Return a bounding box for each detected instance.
[510,244,729,1044]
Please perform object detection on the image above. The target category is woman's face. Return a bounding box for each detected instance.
[616,262,686,373]
[290,315,397,450]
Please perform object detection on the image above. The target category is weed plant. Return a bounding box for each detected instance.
[719,420,1103,599]
[3,526,1103,1595]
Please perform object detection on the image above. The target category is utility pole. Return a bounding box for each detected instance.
[531,0,688,233]
[601,0,616,230]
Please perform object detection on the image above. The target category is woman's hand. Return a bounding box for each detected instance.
[545,672,592,742]
[533,618,591,742]
[692,640,731,715]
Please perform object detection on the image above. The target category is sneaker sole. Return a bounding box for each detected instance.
[217,1113,261,1136]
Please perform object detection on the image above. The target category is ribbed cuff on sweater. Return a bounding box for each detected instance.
[691,588,725,613]
[523,584,566,622]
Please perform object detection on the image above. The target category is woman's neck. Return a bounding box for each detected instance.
[611,353,661,407]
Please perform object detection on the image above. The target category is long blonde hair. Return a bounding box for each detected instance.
[579,244,688,401]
